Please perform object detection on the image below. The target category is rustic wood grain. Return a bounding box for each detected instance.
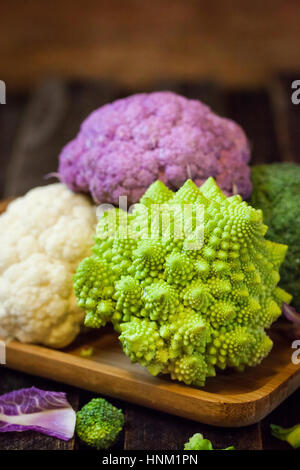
[1,1,300,90]
[226,89,282,165]
[0,93,27,198]
[4,79,118,197]
[261,388,300,450]
[0,199,12,213]
[124,404,263,450]
[1,325,299,428]
[146,80,226,115]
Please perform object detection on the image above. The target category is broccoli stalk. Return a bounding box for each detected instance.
[271,424,300,449]
[184,433,234,450]
[76,398,124,449]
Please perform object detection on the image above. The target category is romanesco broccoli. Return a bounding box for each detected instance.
[75,398,124,449]
[251,164,300,310]
[74,178,291,387]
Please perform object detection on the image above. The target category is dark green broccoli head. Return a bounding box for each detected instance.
[251,164,300,309]
[76,398,124,449]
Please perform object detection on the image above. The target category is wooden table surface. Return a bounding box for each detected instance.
[0,77,299,450]
[1,1,300,90]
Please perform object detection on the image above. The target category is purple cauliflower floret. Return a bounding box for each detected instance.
[58,91,252,204]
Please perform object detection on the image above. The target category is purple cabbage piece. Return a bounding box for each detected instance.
[58,91,252,205]
[0,387,76,441]
[282,303,300,326]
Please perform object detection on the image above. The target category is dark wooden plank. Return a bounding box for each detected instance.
[0,92,27,198]
[269,75,300,163]
[147,80,226,114]
[225,89,281,165]
[261,388,300,450]
[4,79,118,197]
[2,1,300,92]
[124,403,262,450]
[0,368,79,450]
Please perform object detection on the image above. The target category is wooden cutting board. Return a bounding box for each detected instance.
[1,199,300,427]
[2,325,300,427]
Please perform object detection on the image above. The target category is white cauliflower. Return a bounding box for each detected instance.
[0,183,97,348]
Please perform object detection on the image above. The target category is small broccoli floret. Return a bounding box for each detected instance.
[74,178,291,387]
[184,433,234,450]
[271,423,300,449]
[184,433,213,450]
[75,398,124,449]
[251,163,300,309]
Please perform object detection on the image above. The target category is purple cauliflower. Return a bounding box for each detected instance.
[58,91,251,204]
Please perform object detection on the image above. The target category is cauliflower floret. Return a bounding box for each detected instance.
[0,183,97,348]
[59,91,252,205]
